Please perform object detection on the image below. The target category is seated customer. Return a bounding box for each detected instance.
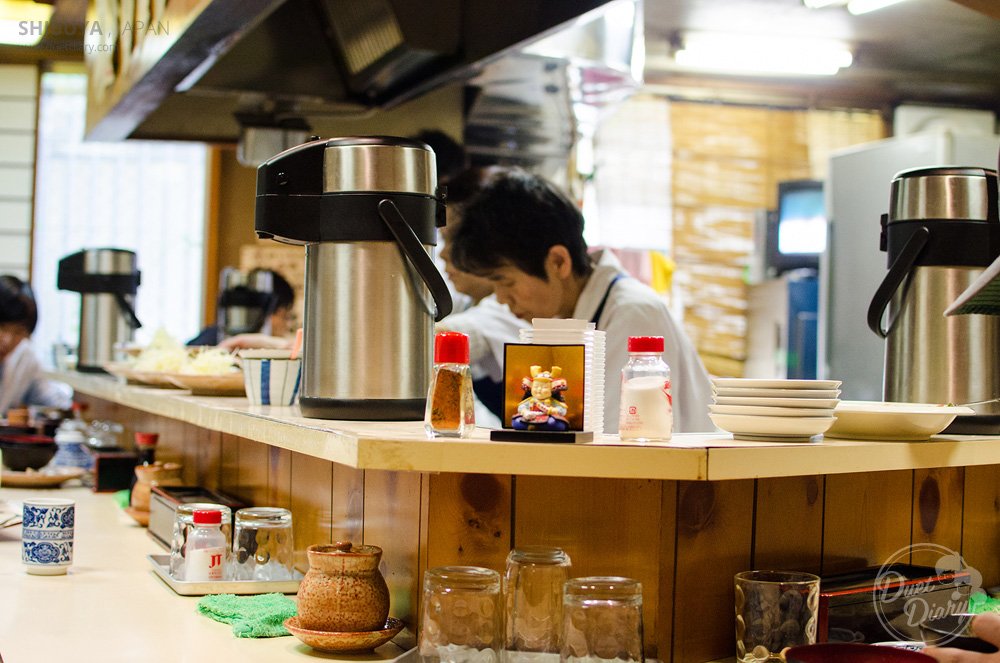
[193,269,296,349]
[448,169,714,434]
[436,167,529,424]
[0,275,73,415]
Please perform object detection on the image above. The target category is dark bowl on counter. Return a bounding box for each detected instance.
[920,613,998,653]
[786,643,937,663]
[0,424,36,437]
[0,434,58,472]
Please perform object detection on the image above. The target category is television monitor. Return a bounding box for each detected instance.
[766,180,827,276]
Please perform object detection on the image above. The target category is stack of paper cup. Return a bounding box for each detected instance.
[518,319,605,433]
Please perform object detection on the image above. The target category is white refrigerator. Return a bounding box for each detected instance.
[820,130,1000,400]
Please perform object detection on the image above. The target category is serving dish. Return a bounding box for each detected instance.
[714,395,842,408]
[0,466,85,488]
[129,369,184,388]
[147,553,302,596]
[283,616,405,653]
[714,387,842,399]
[709,412,836,441]
[163,371,246,396]
[825,401,976,441]
[709,404,834,418]
[713,378,842,390]
[102,362,147,385]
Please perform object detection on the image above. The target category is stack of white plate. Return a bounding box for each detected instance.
[708,378,842,441]
[519,318,605,433]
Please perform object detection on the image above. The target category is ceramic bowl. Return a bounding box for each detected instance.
[785,643,938,663]
[283,616,404,653]
[238,350,301,406]
[920,613,998,653]
[0,435,58,471]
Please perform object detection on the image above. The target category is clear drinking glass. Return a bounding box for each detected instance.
[505,546,573,663]
[169,503,232,580]
[232,507,294,581]
[420,566,503,663]
[734,570,821,663]
[561,577,644,663]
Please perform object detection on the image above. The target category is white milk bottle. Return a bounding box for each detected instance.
[619,336,672,441]
[185,509,228,581]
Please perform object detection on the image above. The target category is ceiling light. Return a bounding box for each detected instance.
[847,0,909,14]
[803,0,848,8]
[675,33,853,76]
[0,0,54,46]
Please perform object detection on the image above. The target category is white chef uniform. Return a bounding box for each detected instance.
[574,250,715,434]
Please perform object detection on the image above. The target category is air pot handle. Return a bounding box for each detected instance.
[867,225,930,339]
[377,199,453,322]
[114,294,142,330]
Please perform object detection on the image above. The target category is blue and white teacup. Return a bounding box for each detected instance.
[22,498,75,575]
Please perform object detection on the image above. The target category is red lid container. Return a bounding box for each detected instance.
[193,509,222,525]
[628,336,664,353]
[134,432,159,447]
[434,332,470,364]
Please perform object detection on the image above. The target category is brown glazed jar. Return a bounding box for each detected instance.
[129,461,183,511]
[297,542,390,632]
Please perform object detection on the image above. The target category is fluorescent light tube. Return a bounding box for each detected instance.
[803,0,848,8]
[0,0,55,46]
[675,33,853,76]
[847,0,909,14]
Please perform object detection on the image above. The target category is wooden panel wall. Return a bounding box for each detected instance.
[76,396,1000,663]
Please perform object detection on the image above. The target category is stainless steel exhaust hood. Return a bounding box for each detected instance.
[84,0,641,145]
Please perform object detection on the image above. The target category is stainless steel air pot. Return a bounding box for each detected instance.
[255,136,452,420]
[57,248,142,372]
[867,166,1000,431]
[217,267,275,339]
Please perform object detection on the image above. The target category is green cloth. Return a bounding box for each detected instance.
[112,489,131,509]
[196,593,297,638]
[969,592,1000,614]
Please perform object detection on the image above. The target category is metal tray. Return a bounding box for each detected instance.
[147,553,302,596]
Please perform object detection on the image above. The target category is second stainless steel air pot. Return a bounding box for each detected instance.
[255,136,451,420]
[867,166,1000,430]
[57,248,142,372]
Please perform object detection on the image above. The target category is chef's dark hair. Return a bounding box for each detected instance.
[267,270,294,312]
[450,169,591,281]
[0,274,38,333]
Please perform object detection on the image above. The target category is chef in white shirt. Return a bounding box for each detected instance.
[447,169,713,434]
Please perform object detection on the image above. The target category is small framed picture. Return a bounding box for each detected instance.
[502,344,586,432]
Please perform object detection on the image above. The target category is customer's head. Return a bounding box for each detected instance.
[450,169,592,321]
[439,167,495,304]
[0,275,37,361]
[261,270,296,338]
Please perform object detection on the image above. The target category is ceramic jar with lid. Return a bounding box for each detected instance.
[297,542,390,632]
[129,461,183,511]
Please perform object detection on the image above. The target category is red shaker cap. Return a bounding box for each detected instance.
[193,509,222,525]
[628,336,664,353]
[434,332,469,364]
[134,432,159,447]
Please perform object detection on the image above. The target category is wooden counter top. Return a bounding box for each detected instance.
[0,486,413,663]
[50,371,1000,481]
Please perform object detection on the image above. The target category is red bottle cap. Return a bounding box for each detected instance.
[134,432,159,447]
[628,336,664,353]
[434,332,469,364]
[193,509,222,525]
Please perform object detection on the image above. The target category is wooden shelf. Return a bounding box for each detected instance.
[51,371,1000,481]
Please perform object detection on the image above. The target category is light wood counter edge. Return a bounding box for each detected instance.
[49,371,1000,481]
